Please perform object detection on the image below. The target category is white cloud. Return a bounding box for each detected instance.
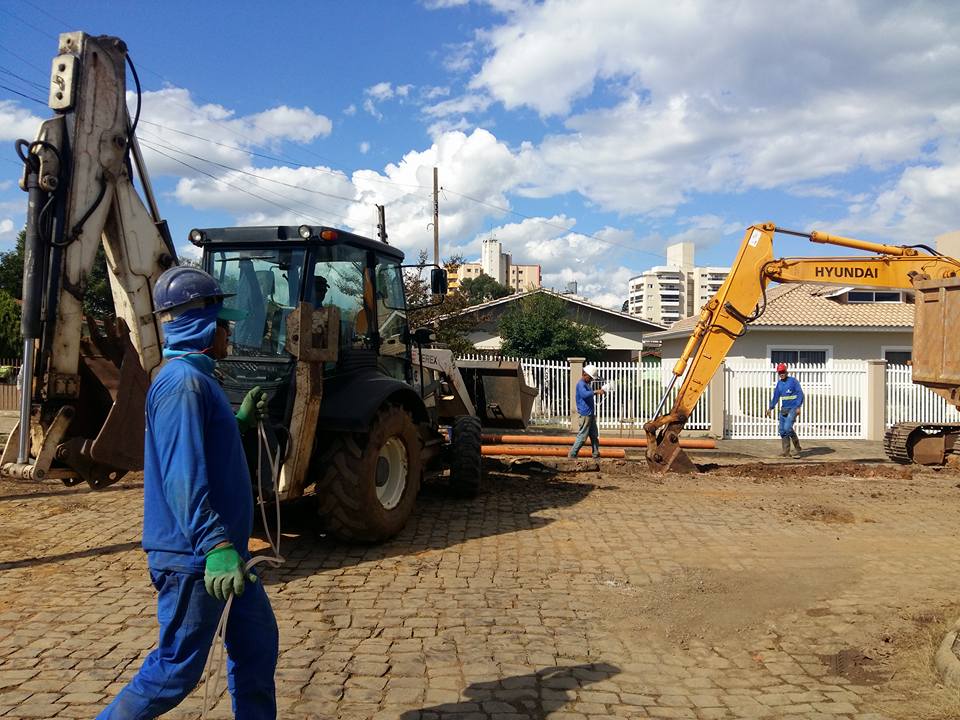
[421,86,450,101]
[344,104,357,116]
[359,141,371,155]
[0,100,43,142]
[422,0,471,8]
[132,88,332,177]
[457,1,960,223]
[170,128,526,262]
[0,218,15,241]
[424,93,492,118]
[366,82,395,102]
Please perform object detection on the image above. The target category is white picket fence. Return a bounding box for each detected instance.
[724,360,867,439]
[592,361,709,430]
[456,354,709,429]
[457,355,960,437]
[886,363,960,426]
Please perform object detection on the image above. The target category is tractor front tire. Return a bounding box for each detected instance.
[449,415,482,498]
[315,405,422,542]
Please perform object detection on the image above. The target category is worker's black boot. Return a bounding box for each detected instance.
[780,437,791,457]
[790,433,802,458]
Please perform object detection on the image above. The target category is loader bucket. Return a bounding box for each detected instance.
[453,358,538,429]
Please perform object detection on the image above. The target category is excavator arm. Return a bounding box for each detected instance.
[3,32,177,487]
[644,222,960,473]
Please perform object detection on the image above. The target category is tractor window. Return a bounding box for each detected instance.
[310,245,373,352]
[376,257,409,380]
[210,248,305,357]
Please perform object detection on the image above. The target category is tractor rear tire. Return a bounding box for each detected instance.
[315,404,422,543]
[449,415,482,498]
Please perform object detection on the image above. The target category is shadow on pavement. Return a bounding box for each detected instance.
[0,540,141,572]
[259,460,598,582]
[0,479,143,503]
[400,662,621,719]
[797,447,835,458]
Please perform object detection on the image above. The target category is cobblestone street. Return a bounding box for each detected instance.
[1,455,959,719]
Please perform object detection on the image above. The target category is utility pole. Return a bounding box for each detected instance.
[376,204,388,244]
[433,166,439,266]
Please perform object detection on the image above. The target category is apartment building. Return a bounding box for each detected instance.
[447,237,541,293]
[627,242,729,324]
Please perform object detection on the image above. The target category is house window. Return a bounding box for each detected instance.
[770,349,828,365]
[884,349,912,365]
[847,290,902,303]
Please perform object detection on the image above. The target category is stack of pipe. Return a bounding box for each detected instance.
[479,434,715,458]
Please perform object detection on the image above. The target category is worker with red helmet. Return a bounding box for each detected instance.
[765,362,804,457]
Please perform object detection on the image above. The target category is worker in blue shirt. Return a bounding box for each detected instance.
[766,362,804,458]
[98,267,278,719]
[568,363,606,459]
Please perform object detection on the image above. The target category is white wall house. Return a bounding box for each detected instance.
[646,283,916,378]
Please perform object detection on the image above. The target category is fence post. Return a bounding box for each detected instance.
[568,357,585,430]
[708,361,725,439]
[864,359,887,440]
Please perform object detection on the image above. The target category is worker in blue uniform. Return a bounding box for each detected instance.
[568,363,606,459]
[98,267,278,719]
[766,362,805,458]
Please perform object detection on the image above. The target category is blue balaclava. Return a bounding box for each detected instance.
[162,304,220,369]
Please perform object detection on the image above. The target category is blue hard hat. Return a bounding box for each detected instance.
[153,266,245,320]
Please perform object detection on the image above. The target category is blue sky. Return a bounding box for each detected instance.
[1,0,959,308]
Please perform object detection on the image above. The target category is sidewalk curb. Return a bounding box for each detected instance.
[935,620,960,688]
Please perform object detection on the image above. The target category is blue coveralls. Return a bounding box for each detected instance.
[769,375,805,439]
[568,378,600,458]
[98,306,278,720]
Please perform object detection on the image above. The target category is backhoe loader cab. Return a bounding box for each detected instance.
[193,225,537,542]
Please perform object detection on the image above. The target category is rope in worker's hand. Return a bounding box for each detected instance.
[200,420,284,719]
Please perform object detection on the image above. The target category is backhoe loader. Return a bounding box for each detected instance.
[4,31,536,542]
[645,222,960,472]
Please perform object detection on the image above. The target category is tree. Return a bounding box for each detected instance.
[499,292,606,361]
[404,250,476,355]
[460,273,511,305]
[0,229,114,317]
[0,289,21,358]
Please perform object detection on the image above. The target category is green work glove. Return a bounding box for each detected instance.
[203,545,255,601]
[236,385,267,432]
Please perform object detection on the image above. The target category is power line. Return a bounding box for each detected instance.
[0,65,47,93]
[139,140,356,228]
[0,6,58,42]
[0,83,45,106]
[441,187,667,261]
[137,119,431,192]
[0,41,50,77]
[138,130,360,205]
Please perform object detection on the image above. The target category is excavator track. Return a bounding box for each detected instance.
[883,422,921,464]
[884,422,960,465]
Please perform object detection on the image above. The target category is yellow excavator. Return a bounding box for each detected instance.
[644,222,960,472]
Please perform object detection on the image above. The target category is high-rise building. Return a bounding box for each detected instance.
[627,242,729,324]
[447,237,542,295]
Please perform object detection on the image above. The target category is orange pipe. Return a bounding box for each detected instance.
[481,434,715,449]
[481,445,626,458]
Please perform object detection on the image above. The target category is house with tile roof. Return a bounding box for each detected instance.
[447,288,665,361]
[645,283,916,371]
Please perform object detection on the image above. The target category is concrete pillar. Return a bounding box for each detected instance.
[708,361,726,439]
[864,359,887,441]
[568,357,585,430]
